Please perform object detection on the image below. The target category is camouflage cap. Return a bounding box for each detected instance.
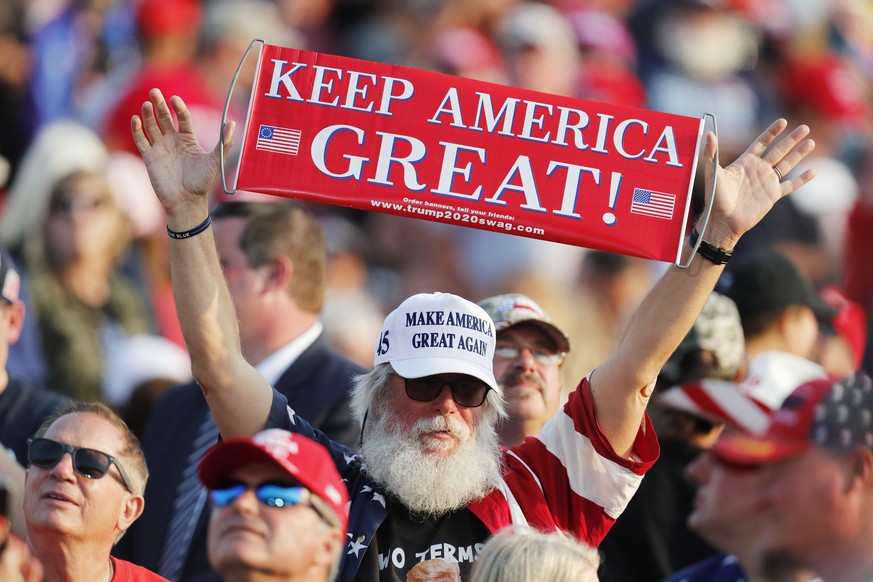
[662,291,745,383]
[477,293,570,353]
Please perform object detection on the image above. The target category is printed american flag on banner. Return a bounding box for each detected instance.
[630,188,676,220]
[256,125,302,156]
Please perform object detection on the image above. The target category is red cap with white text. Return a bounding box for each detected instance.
[199,429,349,535]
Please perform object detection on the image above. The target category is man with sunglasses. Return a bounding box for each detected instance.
[477,293,571,447]
[131,89,817,581]
[197,428,348,582]
[23,401,167,581]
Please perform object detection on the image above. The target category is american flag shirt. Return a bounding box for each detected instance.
[264,376,659,581]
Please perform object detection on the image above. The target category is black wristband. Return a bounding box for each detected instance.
[689,227,733,265]
[167,215,212,240]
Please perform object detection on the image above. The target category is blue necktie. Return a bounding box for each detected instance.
[157,413,219,581]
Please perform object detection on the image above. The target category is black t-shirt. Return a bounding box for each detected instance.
[357,495,491,581]
[0,376,69,463]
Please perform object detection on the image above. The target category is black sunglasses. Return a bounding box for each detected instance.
[403,376,491,408]
[27,437,135,493]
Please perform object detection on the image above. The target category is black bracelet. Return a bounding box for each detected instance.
[167,215,212,240]
[689,227,733,265]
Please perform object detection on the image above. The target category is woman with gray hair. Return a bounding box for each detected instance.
[471,525,600,582]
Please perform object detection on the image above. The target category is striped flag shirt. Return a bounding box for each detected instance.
[267,376,658,582]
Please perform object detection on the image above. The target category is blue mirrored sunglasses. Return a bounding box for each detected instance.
[209,481,341,528]
[209,482,313,509]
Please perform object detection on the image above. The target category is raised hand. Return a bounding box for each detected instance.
[701,119,816,248]
[130,89,234,222]
[0,525,43,582]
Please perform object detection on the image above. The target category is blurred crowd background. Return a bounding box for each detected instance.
[0,0,870,421]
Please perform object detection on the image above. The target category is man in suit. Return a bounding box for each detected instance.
[115,201,366,581]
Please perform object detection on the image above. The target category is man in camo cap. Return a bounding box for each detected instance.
[660,291,746,388]
[478,293,571,447]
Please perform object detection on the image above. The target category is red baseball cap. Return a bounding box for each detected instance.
[137,0,202,39]
[713,371,873,467]
[820,286,868,370]
[428,27,504,75]
[199,430,349,535]
[779,54,870,125]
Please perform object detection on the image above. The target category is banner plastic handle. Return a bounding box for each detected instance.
[220,38,265,196]
[676,112,718,270]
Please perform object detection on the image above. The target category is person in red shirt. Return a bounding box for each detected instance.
[23,402,167,581]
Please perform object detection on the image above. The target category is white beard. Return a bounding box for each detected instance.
[360,409,504,516]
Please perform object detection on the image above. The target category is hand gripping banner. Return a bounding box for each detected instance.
[224,41,706,264]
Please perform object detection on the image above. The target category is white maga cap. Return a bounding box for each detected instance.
[374,292,499,394]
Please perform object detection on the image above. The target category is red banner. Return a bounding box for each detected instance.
[231,44,704,263]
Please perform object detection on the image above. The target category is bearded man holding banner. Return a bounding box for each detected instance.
[130,87,815,581]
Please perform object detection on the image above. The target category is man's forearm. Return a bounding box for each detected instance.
[167,208,274,437]
[131,88,275,438]
[592,244,725,457]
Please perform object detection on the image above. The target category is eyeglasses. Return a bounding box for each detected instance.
[494,342,565,367]
[27,437,135,493]
[403,376,491,408]
[210,481,338,527]
[50,195,106,217]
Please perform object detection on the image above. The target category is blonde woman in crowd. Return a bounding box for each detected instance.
[1,122,152,401]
